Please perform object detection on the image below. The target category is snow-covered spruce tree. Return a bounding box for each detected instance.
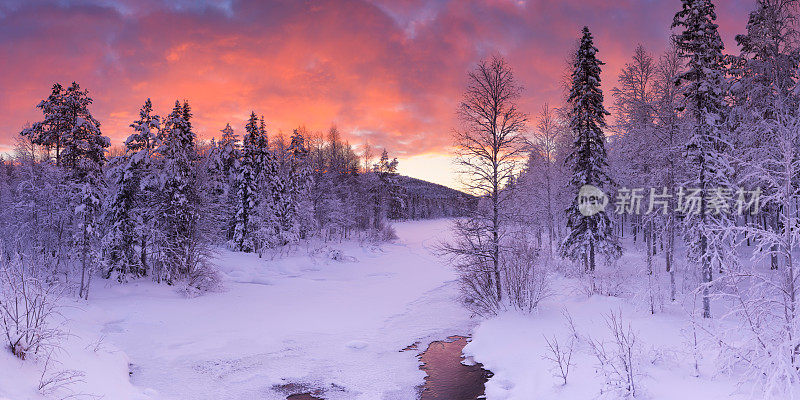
[370,149,401,237]
[560,27,622,274]
[153,100,202,284]
[269,132,297,247]
[232,112,261,252]
[265,127,314,246]
[129,99,162,277]
[217,123,239,177]
[56,82,110,299]
[286,128,314,240]
[444,55,527,312]
[208,123,239,242]
[103,99,160,281]
[672,0,732,318]
[20,83,70,166]
[379,149,403,221]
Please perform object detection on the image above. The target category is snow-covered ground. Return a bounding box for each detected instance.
[0,219,475,400]
[464,238,758,400]
[1,220,783,400]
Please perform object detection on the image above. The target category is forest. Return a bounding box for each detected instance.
[3,0,800,399]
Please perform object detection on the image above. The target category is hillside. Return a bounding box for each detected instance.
[392,175,477,220]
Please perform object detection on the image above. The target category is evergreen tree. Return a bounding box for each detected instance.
[561,27,622,273]
[103,99,160,281]
[154,100,200,283]
[372,149,401,227]
[217,123,239,177]
[20,83,69,165]
[286,128,314,239]
[672,0,730,318]
[22,82,110,299]
[232,112,260,252]
[210,123,239,241]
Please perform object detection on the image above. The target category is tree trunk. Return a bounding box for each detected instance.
[646,221,655,314]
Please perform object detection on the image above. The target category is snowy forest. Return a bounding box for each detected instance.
[3,0,800,399]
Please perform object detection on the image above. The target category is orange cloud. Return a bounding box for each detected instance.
[0,0,750,187]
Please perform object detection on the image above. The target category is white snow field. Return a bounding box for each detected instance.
[0,220,475,400]
[0,220,785,400]
[464,239,761,400]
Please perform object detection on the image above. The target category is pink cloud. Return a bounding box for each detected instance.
[0,0,752,182]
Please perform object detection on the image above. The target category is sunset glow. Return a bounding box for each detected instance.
[0,0,751,188]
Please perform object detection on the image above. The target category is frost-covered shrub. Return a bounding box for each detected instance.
[586,310,642,398]
[543,334,575,385]
[458,237,549,316]
[458,256,502,317]
[712,271,800,399]
[362,225,398,244]
[180,260,222,298]
[0,252,64,360]
[581,260,630,298]
[327,249,357,262]
[502,238,549,312]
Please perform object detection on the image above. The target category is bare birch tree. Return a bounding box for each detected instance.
[444,55,527,311]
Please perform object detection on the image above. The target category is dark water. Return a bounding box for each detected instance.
[277,383,324,400]
[283,336,491,400]
[418,336,492,400]
[286,394,323,400]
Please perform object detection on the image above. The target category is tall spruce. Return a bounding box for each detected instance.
[104,99,160,281]
[286,128,313,239]
[154,100,200,283]
[214,123,239,241]
[232,112,260,252]
[561,27,622,273]
[672,0,730,318]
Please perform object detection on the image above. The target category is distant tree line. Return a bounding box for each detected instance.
[0,85,461,297]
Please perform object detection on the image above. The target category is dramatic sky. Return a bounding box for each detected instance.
[0,0,753,188]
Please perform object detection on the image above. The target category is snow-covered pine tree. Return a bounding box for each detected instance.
[217,123,239,177]
[154,100,201,283]
[209,123,239,241]
[672,0,731,318]
[20,83,69,165]
[372,149,401,230]
[53,82,110,299]
[232,112,260,252]
[125,99,161,154]
[268,131,295,247]
[286,128,314,239]
[560,27,622,273]
[103,99,160,281]
[129,99,161,276]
